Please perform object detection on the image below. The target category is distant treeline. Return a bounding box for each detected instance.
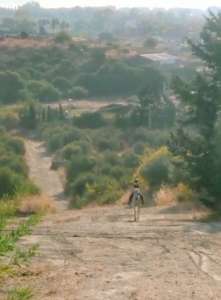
[0,2,207,40]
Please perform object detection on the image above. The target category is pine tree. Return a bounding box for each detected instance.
[170,12,221,205]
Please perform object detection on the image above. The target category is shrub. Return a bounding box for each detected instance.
[19,196,56,215]
[67,156,96,183]
[175,183,197,203]
[133,142,146,155]
[154,185,176,206]
[68,86,88,99]
[45,127,82,152]
[54,31,72,44]
[74,112,107,129]
[154,184,197,207]
[122,153,139,168]
[140,147,172,188]
[27,80,61,102]
[108,166,126,180]
[62,143,82,160]
[0,71,25,104]
[68,173,95,196]
[52,77,72,95]
[7,137,25,155]
[86,176,122,205]
[0,113,19,130]
[0,168,23,198]
[95,135,121,151]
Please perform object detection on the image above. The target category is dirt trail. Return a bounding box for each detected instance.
[25,140,67,210]
[3,140,221,300]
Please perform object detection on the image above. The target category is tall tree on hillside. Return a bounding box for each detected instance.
[169,11,221,205]
[137,68,165,128]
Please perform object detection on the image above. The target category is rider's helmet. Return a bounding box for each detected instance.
[133,178,139,188]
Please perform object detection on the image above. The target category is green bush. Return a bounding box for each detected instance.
[86,176,122,205]
[7,137,25,155]
[0,113,19,130]
[68,86,88,99]
[67,155,96,183]
[141,156,171,187]
[0,71,25,104]
[140,147,172,188]
[52,77,72,95]
[68,173,95,196]
[0,168,23,198]
[27,80,61,102]
[74,112,107,129]
[61,140,91,160]
[54,31,72,44]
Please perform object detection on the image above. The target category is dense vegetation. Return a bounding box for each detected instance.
[1,5,221,211]
[169,11,221,208]
[0,2,205,41]
[0,130,37,199]
[0,41,173,103]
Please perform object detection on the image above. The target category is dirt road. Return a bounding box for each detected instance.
[4,140,221,300]
[25,140,67,210]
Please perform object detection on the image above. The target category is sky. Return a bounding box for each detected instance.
[0,0,221,10]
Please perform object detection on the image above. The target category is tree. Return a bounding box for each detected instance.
[54,31,72,44]
[143,37,158,49]
[52,77,71,96]
[169,11,221,205]
[27,80,61,102]
[51,18,60,34]
[0,71,25,104]
[137,68,165,128]
[19,102,38,130]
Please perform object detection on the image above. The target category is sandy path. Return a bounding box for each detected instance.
[3,206,221,300]
[2,140,221,299]
[25,140,67,210]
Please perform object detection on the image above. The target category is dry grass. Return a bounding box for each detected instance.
[154,183,198,207]
[154,186,177,206]
[19,195,56,215]
[0,37,52,49]
[119,191,131,205]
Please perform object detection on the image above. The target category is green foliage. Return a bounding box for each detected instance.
[140,147,172,188]
[68,173,95,197]
[0,71,25,104]
[0,168,23,198]
[27,80,60,102]
[143,37,158,49]
[43,125,82,152]
[54,31,72,44]
[0,132,38,199]
[52,77,72,96]
[0,215,40,256]
[68,86,89,99]
[141,156,171,188]
[7,287,33,300]
[12,244,39,266]
[67,156,96,184]
[74,112,107,129]
[169,12,221,206]
[19,102,38,130]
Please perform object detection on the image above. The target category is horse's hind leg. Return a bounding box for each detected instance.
[133,207,136,222]
[134,206,139,222]
[137,206,140,222]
